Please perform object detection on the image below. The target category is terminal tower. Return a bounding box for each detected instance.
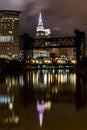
[33,12,51,58]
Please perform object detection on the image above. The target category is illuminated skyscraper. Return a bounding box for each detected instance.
[36,12,51,37]
[33,12,51,58]
[0,10,21,59]
[36,12,44,32]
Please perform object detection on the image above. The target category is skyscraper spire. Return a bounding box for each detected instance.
[36,12,44,32]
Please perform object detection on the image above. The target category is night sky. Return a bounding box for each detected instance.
[0,0,87,37]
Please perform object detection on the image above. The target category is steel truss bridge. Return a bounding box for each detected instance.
[28,34,86,64]
[22,30,85,65]
[33,37,76,49]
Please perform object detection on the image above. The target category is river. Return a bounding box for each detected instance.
[0,68,87,130]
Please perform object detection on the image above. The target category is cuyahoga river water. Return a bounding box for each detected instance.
[0,69,87,130]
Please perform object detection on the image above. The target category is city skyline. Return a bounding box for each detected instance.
[0,0,87,37]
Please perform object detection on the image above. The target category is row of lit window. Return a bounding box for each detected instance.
[1,17,19,20]
[0,36,13,42]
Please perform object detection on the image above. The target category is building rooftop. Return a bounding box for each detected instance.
[0,10,21,13]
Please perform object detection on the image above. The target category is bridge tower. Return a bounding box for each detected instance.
[74,29,86,64]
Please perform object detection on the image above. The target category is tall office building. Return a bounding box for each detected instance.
[36,12,51,38]
[33,12,51,58]
[0,10,21,59]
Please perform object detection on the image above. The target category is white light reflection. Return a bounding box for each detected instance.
[25,70,76,93]
[37,100,51,127]
[57,73,76,85]
[44,74,47,85]
[12,77,16,86]
[58,73,68,83]
[69,73,76,89]
[33,71,39,88]
[37,100,45,127]
[44,72,52,86]
[19,75,25,87]
[6,76,18,87]
[60,74,68,83]
[0,95,11,104]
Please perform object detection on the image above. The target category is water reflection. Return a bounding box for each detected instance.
[20,71,34,106]
[0,69,87,128]
[28,69,76,96]
[0,74,19,127]
[20,69,87,110]
[75,72,86,110]
[36,100,51,127]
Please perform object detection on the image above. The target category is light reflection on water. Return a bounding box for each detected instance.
[0,69,87,129]
[20,69,76,94]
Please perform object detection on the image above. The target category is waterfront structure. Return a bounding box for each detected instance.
[58,48,76,59]
[67,48,76,59]
[0,10,21,59]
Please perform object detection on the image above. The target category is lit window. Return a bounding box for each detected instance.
[0,36,12,42]
[9,31,12,33]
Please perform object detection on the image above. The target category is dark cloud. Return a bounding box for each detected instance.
[0,0,87,36]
